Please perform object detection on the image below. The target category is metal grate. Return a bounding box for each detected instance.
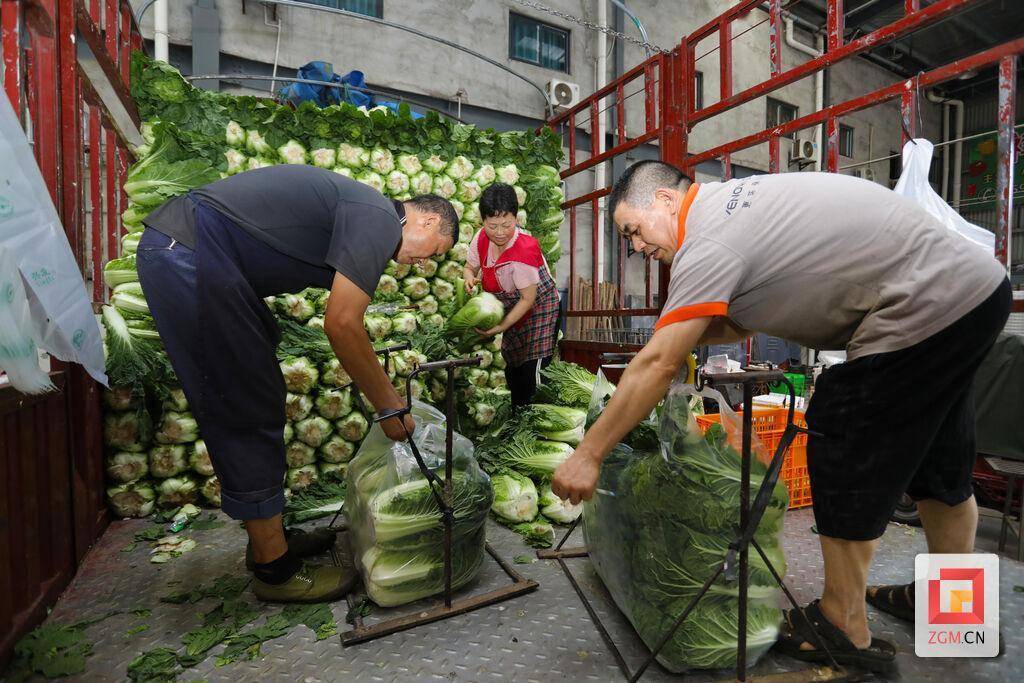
[1006,312,1024,337]
[584,327,654,345]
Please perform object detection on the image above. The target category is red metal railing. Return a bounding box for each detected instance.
[549,0,1021,360]
[1,0,141,668]
[679,0,1020,271]
[547,52,678,320]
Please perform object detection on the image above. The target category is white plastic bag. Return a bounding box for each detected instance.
[0,94,106,392]
[582,371,786,672]
[344,401,492,607]
[893,139,995,252]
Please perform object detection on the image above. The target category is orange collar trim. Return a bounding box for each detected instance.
[676,183,700,249]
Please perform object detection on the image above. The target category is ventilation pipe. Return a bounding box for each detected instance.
[927,91,965,208]
[784,18,823,171]
[595,0,608,280]
[153,0,169,62]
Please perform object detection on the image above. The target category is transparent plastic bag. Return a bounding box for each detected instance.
[893,138,994,252]
[345,400,493,607]
[583,373,787,672]
[0,247,52,392]
[0,95,106,391]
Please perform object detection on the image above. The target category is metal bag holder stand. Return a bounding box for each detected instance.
[340,355,538,646]
[539,360,851,682]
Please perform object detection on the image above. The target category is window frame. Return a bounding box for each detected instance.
[839,123,855,158]
[508,12,571,74]
[292,0,382,18]
[766,97,799,141]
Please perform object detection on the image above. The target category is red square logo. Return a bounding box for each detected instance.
[928,567,985,625]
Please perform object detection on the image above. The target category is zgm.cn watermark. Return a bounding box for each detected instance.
[915,553,999,657]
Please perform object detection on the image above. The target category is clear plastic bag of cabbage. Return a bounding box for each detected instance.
[582,376,787,673]
[344,401,493,607]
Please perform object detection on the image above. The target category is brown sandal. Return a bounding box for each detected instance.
[775,599,898,677]
[865,582,915,622]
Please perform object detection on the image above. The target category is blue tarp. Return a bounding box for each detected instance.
[279,61,423,118]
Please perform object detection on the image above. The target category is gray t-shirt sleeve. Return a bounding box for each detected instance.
[657,238,746,330]
[325,203,402,297]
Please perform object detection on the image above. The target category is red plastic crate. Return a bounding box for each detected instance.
[695,409,812,510]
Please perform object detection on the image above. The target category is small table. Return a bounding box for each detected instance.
[985,456,1024,561]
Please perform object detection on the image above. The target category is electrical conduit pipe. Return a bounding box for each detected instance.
[784,18,823,171]
[154,0,169,62]
[595,0,607,282]
[927,90,964,208]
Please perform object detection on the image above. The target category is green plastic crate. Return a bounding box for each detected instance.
[769,372,806,396]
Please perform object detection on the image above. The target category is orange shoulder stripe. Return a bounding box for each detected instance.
[654,301,728,331]
[676,183,701,249]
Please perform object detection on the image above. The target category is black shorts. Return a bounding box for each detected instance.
[805,279,1011,541]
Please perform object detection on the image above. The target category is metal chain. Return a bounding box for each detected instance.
[511,0,670,54]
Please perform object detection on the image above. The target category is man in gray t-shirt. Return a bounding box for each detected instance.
[551,160,1009,675]
[138,165,457,604]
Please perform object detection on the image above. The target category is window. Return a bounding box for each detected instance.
[510,13,570,73]
[766,97,798,141]
[839,124,855,157]
[694,71,704,110]
[296,0,382,18]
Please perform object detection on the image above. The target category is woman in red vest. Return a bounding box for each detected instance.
[464,183,560,406]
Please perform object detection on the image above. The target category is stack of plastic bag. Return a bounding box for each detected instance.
[345,401,493,607]
[0,93,106,393]
[583,374,789,672]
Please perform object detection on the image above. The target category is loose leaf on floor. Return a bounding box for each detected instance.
[161,574,251,605]
[8,611,120,680]
[127,647,182,682]
[190,514,225,531]
[128,576,338,677]
[215,604,338,665]
[125,624,150,638]
[135,525,166,542]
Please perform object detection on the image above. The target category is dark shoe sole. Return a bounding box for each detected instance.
[253,571,357,604]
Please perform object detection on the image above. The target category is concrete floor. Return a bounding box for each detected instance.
[8,506,1023,682]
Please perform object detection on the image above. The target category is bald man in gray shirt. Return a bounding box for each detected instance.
[552,160,1010,675]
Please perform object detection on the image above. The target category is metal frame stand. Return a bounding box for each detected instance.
[339,356,539,646]
[539,368,849,682]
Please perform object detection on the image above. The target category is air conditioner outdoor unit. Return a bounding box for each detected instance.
[862,168,876,182]
[790,138,816,164]
[546,79,581,111]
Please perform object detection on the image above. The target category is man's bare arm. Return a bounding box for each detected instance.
[324,272,410,438]
[551,317,710,503]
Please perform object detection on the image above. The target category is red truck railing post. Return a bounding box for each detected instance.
[89,105,103,302]
[105,125,118,267]
[2,0,21,113]
[720,20,733,180]
[768,0,781,173]
[995,55,1017,271]
[827,0,845,53]
[589,98,600,311]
